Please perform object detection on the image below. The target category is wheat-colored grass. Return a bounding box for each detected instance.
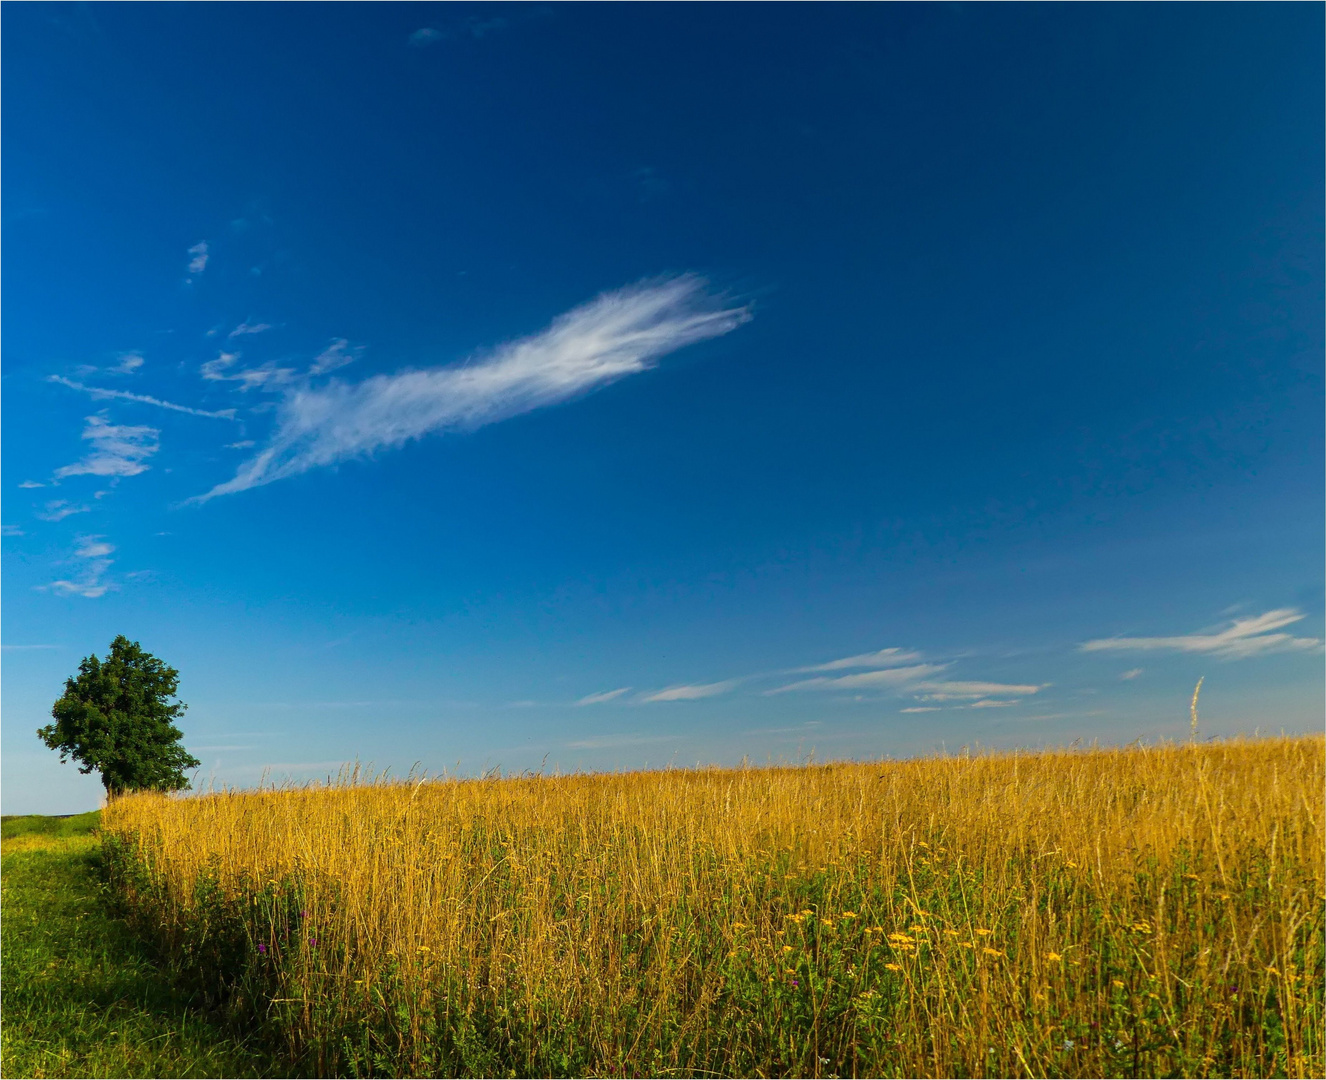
[102,736,1324,1078]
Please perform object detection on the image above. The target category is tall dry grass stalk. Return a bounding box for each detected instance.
[102,736,1324,1078]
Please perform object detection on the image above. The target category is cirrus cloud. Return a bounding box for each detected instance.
[54,416,159,479]
[1080,610,1320,660]
[638,679,740,703]
[191,275,751,502]
[767,663,949,694]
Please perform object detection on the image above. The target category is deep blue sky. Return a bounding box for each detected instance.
[4,3,1322,813]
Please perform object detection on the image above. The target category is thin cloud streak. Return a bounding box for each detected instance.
[1080,609,1321,660]
[192,275,751,501]
[638,679,739,703]
[913,680,1045,698]
[576,687,632,705]
[566,734,683,750]
[768,663,948,694]
[793,647,923,673]
[36,500,91,522]
[310,339,362,375]
[49,376,236,419]
[228,321,273,338]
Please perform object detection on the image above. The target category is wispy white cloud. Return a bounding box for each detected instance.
[226,440,256,450]
[109,352,145,374]
[35,500,91,522]
[900,706,940,713]
[969,698,1021,708]
[228,321,273,338]
[54,416,159,479]
[566,733,683,750]
[49,376,236,419]
[768,663,948,694]
[576,687,632,705]
[42,536,115,599]
[309,338,362,375]
[912,680,1045,700]
[192,275,750,502]
[2,524,25,537]
[638,679,739,703]
[1080,610,1320,660]
[408,27,443,46]
[187,241,209,275]
[18,481,45,489]
[793,647,924,673]
[1120,668,1144,680]
[200,351,296,391]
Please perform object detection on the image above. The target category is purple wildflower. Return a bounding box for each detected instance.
[258,942,267,954]
[309,937,318,946]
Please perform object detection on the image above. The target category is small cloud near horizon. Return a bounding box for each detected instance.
[1081,609,1320,660]
[566,733,683,750]
[769,663,948,695]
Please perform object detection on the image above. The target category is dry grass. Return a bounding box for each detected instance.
[102,736,1324,1078]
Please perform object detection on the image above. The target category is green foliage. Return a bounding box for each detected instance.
[38,635,200,795]
[0,814,269,1078]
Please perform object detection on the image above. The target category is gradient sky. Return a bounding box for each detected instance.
[4,3,1322,814]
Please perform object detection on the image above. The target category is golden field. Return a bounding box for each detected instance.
[101,736,1324,1078]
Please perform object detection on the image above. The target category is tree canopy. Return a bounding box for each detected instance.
[38,635,200,796]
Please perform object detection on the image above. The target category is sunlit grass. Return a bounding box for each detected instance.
[102,736,1324,1078]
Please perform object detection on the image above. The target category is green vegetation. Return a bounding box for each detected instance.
[38,635,200,797]
[0,812,266,1079]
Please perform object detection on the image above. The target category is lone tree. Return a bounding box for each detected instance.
[38,635,200,797]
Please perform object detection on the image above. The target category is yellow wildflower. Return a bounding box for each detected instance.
[1046,952,1063,962]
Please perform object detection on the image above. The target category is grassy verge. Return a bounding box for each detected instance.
[0,811,270,1079]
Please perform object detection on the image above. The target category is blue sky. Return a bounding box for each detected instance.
[3,4,1322,814]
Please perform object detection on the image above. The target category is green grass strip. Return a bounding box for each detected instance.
[1,812,269,1079]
